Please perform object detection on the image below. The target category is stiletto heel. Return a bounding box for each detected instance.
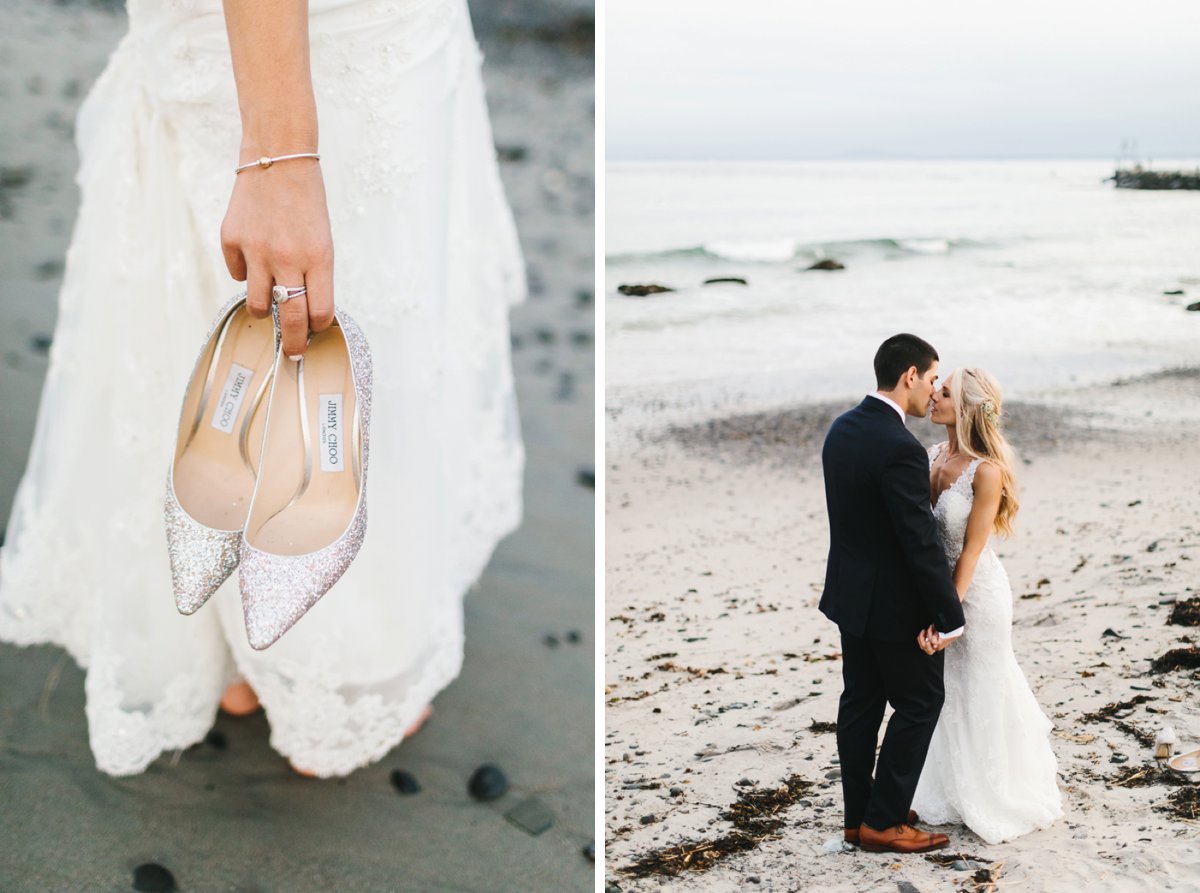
[165,292,280,614]
[238,308,372,649]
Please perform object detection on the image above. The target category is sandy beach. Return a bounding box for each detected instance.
[605,368,1200,892]
[0,1,595,890]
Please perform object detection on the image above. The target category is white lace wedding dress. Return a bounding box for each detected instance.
[911,444,1063,844]
[0,0,525,777]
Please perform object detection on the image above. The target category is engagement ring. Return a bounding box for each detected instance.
[272,285,307,304]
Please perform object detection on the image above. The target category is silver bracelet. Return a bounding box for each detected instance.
[234,152,321,175]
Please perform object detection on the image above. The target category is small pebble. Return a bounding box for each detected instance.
[736,777,753,787]
[825,769,842,780]
[951,859,978,871]
[468,764,508,801]
[390,769,421,794]
[132,863,177,893]
[669,787,683,797]
[747,877,760,884]
[1111,753,1129,764]
[639,814,656,825]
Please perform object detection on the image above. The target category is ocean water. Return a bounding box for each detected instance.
[606,160,1200,429]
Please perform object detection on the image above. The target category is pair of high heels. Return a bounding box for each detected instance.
[165,290,372,649]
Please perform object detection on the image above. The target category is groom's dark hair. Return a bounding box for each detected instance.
[874,334,939,389]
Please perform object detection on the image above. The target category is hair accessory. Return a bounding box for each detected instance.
[235,152,321,175]
[981,399,1002,430]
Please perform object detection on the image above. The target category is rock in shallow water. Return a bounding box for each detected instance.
[468,764,508,801]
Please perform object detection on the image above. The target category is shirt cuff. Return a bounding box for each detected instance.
[938,626,965,639]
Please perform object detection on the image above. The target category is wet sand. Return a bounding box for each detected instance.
[605,369,1200,892]
[0,1,595,890]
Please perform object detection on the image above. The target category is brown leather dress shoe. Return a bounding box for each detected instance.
[857,822,949,854]
[844,810,921,844]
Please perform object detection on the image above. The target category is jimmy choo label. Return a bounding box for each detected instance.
[210,363,255,434]
[319,393,345,472]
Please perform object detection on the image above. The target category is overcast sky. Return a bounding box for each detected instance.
[606,0,1200,161]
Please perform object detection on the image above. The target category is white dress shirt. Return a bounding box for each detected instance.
[868,391,965,642]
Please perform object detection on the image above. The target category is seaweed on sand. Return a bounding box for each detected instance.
[618,775,813,878]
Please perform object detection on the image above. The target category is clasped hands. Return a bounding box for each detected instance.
[917,625,954,655]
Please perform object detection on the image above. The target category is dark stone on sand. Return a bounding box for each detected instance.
[583,841,595,861]
[504,797,555,835]
[577,467,595,489]
[1188,302,1200,311]
[566,629,582,643]
[670,786,683,796]
[617,283,674,297]
[897,883,923,893]
[544,633,560,648]
[747,877,760,884]
[703,277,748,286]
[34,259,63,280]
[736,777,753,786]
[204,729,228,750]
[468,764,509,801]
[390,769,421,794]
[132,863,177,893]
[1111,753,1129,763]
[496,143,527,162]
[825,769,842,780]
[1102,628,1128,639]
[806,259,845,271]
[1164,289,1185,296]
[606,885,623,893]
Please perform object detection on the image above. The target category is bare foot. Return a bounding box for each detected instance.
[288,703,433,777]
[405,703,434,737]
[219,680,261,716]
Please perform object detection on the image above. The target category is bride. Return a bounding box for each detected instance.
[911,367,1063,844]
[0,0,524,777]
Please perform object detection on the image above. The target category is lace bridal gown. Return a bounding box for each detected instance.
[911,444,1063,844]
[0,0,525,777]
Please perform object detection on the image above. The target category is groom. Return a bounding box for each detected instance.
[819,333,966,854]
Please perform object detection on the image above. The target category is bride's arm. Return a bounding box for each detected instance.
[951,462,1003,600]
[219,0,334,361]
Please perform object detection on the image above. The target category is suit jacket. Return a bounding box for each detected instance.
[819,396,965,643]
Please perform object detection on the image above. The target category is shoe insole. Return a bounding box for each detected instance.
[246,323,360,556]
[173,306,275,531]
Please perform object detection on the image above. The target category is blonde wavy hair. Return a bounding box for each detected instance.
[947,367,1019,537]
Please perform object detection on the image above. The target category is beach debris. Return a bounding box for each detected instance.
[1187,301,1200,312]
[1154,786,1200,820]
[619,774,814,878]
[468,764,509,801]
[505,797,555,836]
[1081,695,1157,746]
[1106,762,1188,788]
[1102,627,1128,639]
[1167,597,1200,627]
[617,283,674,296]
[703,277,748,286]
[925,852,994,867]
[1150,646,1200,674]
[809,719,837,734]
[132,863,177,893]
[805,259,845,271]
[390,769,421,794]
[1164,289,1185,296]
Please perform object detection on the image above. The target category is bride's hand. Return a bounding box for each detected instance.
[918,625,951,654]
[219,154,334,361]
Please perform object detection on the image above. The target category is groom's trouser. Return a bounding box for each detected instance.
[836,628,945,831]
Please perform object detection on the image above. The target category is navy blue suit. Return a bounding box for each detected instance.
[819,395,965,830]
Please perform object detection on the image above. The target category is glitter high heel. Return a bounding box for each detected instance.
[165,291,280,614]
[237,308,371,650]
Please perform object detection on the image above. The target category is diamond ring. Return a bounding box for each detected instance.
[272,285,307,304]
